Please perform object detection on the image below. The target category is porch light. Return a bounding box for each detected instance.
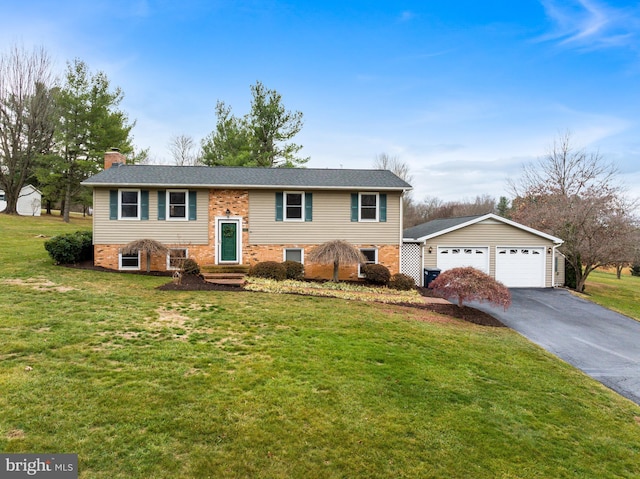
[225,208,231,217]
[428,246,433,254]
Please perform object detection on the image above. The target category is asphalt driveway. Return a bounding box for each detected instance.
[472,288,640,405]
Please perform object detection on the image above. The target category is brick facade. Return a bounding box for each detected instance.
[94,188,401,280]
[244,243,400,280]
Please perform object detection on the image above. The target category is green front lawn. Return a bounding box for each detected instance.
[1,214,639,478]
[584,270,640,321]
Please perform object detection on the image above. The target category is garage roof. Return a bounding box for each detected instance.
[403,213,564,244]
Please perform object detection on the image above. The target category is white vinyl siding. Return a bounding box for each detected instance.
[249,190,401,245]
[93,188,208,244]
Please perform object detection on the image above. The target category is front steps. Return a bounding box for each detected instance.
[200,265,250,286]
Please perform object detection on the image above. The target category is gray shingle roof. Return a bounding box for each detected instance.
[403,213,564,244]
[403,215,483,240]
[82,165,412,190]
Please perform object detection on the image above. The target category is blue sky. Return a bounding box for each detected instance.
[2,0,640,202]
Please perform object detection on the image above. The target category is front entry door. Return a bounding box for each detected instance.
[220,221,238,263]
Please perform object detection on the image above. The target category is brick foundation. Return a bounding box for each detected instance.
[95,242,400,280]
[244,243,400,281]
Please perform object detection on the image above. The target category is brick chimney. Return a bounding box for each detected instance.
[104,148,126,170]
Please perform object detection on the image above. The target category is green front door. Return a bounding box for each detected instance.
[220,222,238,262]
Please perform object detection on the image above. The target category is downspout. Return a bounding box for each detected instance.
[398,191,404,276]
[551,243,562,287]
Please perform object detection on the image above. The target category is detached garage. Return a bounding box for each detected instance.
[401,214,564,288]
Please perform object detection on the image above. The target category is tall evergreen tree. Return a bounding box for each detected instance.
[201,82,308,167]
[39,59,134,222]
[496,196,511,218]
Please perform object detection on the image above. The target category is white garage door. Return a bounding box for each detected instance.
[437,247,489,274]
[495,247,545,287]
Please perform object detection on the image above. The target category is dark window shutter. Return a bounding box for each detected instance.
[379,193,387,222]
[305,192,313,222]
[157,190,166,220]
[140,190,149,220]
[109,190,118,220]
[351,193,359,222]
[275,192,283,221]
[188,191,197,220]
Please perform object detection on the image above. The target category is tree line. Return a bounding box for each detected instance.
[1,45,307,223]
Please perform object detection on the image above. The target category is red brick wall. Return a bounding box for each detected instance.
[244,243,400,280]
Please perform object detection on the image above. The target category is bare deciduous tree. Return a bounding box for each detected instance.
[168,134,201,166]
[403,195,496,228]
[509,132,638,291]
[374,153,413,184]
[0,45,56,214]
[307,240,366,282]
[374,153,416,226]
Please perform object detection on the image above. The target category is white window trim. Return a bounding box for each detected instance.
[284,191,305,222]
[358,247,378,278]
[167,248,189,271]
[358,192,379,222]
[118,189,141,220]
[166,189,189,221]
[119,251,141,271]
[283,248,304,264]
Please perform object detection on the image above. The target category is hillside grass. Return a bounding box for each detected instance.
[584,269,640,321]
[1,214,639,478]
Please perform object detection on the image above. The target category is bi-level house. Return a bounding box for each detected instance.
[81,150,412,280]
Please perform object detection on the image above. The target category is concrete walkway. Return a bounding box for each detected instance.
[472,288,640,405]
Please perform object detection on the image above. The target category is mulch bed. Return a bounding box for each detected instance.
[64,262,504,327]
[414,287,506,327]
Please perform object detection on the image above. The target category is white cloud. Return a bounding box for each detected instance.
[538,0,640,50]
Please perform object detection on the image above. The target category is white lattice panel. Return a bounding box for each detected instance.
[401,242,423,286]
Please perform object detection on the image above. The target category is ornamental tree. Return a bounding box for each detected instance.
[429,267,511,310]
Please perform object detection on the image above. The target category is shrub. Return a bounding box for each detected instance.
[429,266,511,309]
[389,273,415,290]
[250,261,286,281]
[630,264,640,277]
[181,258,200,276]
[44,230,93,265]
[565,261,578,290]
[362,264,391,285]
[282,260,305,280]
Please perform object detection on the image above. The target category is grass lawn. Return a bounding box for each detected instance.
[583,269,640,321]
[1,214,640,478]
